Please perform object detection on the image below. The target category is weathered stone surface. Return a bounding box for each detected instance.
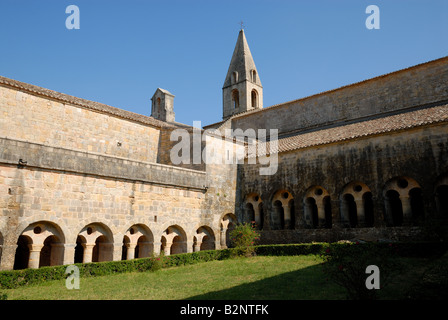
[0,31,447,270]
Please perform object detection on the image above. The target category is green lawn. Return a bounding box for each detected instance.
[1,254,440,300]
[4,255,346,300]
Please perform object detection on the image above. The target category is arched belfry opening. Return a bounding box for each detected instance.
[232,89,240,109]
[251,89,258,109]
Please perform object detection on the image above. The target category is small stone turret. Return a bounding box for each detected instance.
[151,88,175,122]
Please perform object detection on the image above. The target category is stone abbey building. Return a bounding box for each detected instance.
[0,30,447,270]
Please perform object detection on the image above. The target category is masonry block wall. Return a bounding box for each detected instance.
[0,84,161,163]
[231,57,448,136]
[0,78,239,270]
[238,123,448,244]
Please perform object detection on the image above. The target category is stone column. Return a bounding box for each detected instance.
[126,243,137,260]
[153,242,161,256]
[82,243,95,263]
[63,243,76,266]
[355,199,366,227]
[193,241,201,252]
[253,205,261,227]
[0,244,17,270]
[317,203,326,228]
[163,242,172,256]
[186,240,193,253]
[284,205,291,229]
[28,244,43,269]
[400,195,412,225]
[220,229,227,249]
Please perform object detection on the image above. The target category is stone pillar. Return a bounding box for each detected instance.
[28,244,43,269]
[112,243,123,262]
[193,241,201,252]
[220,229,227,249]
[317,203,326,228]
[0,244,17,270]
[284,205,291,229]
[126,243,137,260]
[153,242,161,256]
[63,243,75,266]
[186,240,193,253]
[253,205,261,226]
[82,243,95,263]
[163,242,172,256]
[355,199,366,227]
[401,195,412,225]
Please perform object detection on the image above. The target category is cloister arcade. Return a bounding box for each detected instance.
[1,173,447,270]
[243,174,448,230]
[1,214,234,270]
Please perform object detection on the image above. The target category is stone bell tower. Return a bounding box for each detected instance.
[222,29,263,120]
[151,88,175,123]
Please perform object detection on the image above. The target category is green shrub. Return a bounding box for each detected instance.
[229,222,261,257]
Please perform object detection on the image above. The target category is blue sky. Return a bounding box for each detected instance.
[1,0,447,127]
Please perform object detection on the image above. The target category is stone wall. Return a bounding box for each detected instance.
[231,56,448,136]
[0,84,161,163]
[0,79,241,270]
[238,122,448,242]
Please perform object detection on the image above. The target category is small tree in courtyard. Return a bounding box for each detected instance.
[229,222,261,257]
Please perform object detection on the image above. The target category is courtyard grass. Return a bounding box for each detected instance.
[1,253,438,300]
[3,255,344,300]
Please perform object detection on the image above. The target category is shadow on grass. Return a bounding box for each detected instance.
[186,263,347,300]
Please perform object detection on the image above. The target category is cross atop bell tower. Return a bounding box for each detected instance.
[222,29,263,120]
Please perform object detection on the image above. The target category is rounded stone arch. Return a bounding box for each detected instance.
[303,185,332,228]
[383,176,424,226]
[76,222,114,263]
[14,220,66,269]
[193,225,216,252]
[231,89,240,109]
[434,173,448,219]
[244,192,263,228]
[251,89,258,109]
[340,181,374,228]
[270,190,294,230]
[220,213,237,248]
[121,224,154,260]
[161,225,187,256]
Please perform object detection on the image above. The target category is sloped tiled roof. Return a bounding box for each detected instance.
[247,104,448,158]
